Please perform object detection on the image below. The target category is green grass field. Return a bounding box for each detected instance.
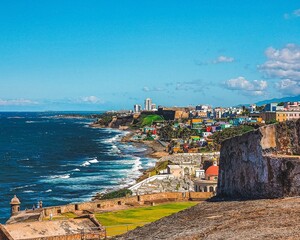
[95,202,198,237]
[141,114,164,127]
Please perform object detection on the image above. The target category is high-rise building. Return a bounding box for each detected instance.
[144,98,152,111]
[134,104,142,113]
[151,103,157,111]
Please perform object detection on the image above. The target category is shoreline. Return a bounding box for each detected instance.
[89,123,168,160]
[89,125,170,199]
[116,128,171,187]
[119,130,168,159]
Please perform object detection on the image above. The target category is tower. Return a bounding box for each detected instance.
[144,98,152,111]
[10,195,21,216]
[134,104,141,113]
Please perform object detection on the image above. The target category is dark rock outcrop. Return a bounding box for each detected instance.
[108,115,134,128]
[217,119,300,199]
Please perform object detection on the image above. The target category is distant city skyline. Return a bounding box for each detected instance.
[0,1,299,111]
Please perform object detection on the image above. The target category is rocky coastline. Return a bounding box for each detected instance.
[89,123,170,200]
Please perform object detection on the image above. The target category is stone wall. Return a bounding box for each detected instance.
[43,192,213,217]
[217,120,300,199]
[0,225,14,240]
[160,153,220,165]
[20,233,104,240]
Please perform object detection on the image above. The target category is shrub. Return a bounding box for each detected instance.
[100,189,132,200]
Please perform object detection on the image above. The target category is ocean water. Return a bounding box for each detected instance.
[0,112,156,223]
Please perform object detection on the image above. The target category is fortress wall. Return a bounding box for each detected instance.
[217,120,300,199]
[189,192,213,200]
[21,233,105,240]
[0,224,14,240]
[43,192,212,217]
[159,152,220,164]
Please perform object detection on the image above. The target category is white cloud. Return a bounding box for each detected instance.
[0,99,38,106]
[276,79,300,95]
[284,8,300,19]
[80,96,103,104]
[173,79,211,93]
[259,44,300,95]
[294,9,300,17]
[196,55,235,65]
[213,55,234,63]
[142,86,164,92]
[224,76,268,96]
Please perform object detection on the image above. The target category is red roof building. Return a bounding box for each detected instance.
[205,162,219,180]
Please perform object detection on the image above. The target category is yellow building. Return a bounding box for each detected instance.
[191,119,203,123]
[276,111,300,122]
[174,110,189,119]
[197,111,208,118]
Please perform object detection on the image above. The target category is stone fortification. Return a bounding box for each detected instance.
[217,120,300,199]
[42,192,212,218]
[159,152,219,165]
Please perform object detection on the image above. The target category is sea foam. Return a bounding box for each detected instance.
[89,158,99,163]
[49,174,70,179]
[81,161,91,167]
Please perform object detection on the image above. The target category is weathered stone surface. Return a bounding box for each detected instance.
[113,198,300,240]
[217,119,300,199]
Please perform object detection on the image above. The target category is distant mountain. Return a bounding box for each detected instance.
[256,95,300,106]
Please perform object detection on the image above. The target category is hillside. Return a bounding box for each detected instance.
[113,197,300,240]
[256,95,300,106]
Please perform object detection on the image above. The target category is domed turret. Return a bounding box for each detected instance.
[10,195,21,215]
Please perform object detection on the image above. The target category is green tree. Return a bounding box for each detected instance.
[159,123,174,141]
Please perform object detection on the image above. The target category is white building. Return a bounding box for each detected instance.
[145,98,152,111]
[134,104,142,113]
[151,103,157,111]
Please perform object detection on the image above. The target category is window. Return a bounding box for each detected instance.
[97,204,101,208]
[57,209,61,214]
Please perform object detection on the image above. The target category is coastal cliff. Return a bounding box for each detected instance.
[217,119,300,199]
[91,114,135,128]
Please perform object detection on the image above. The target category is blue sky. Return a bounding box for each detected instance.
[0,0,300,111]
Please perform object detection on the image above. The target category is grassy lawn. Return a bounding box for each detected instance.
[95,202,198,237]
[141,114,163,127]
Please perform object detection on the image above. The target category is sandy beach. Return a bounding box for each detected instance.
[120,130,169,159]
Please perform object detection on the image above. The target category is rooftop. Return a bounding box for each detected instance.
[206,165,219,176]
[2,215,103,240]
[10,195,20,205]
